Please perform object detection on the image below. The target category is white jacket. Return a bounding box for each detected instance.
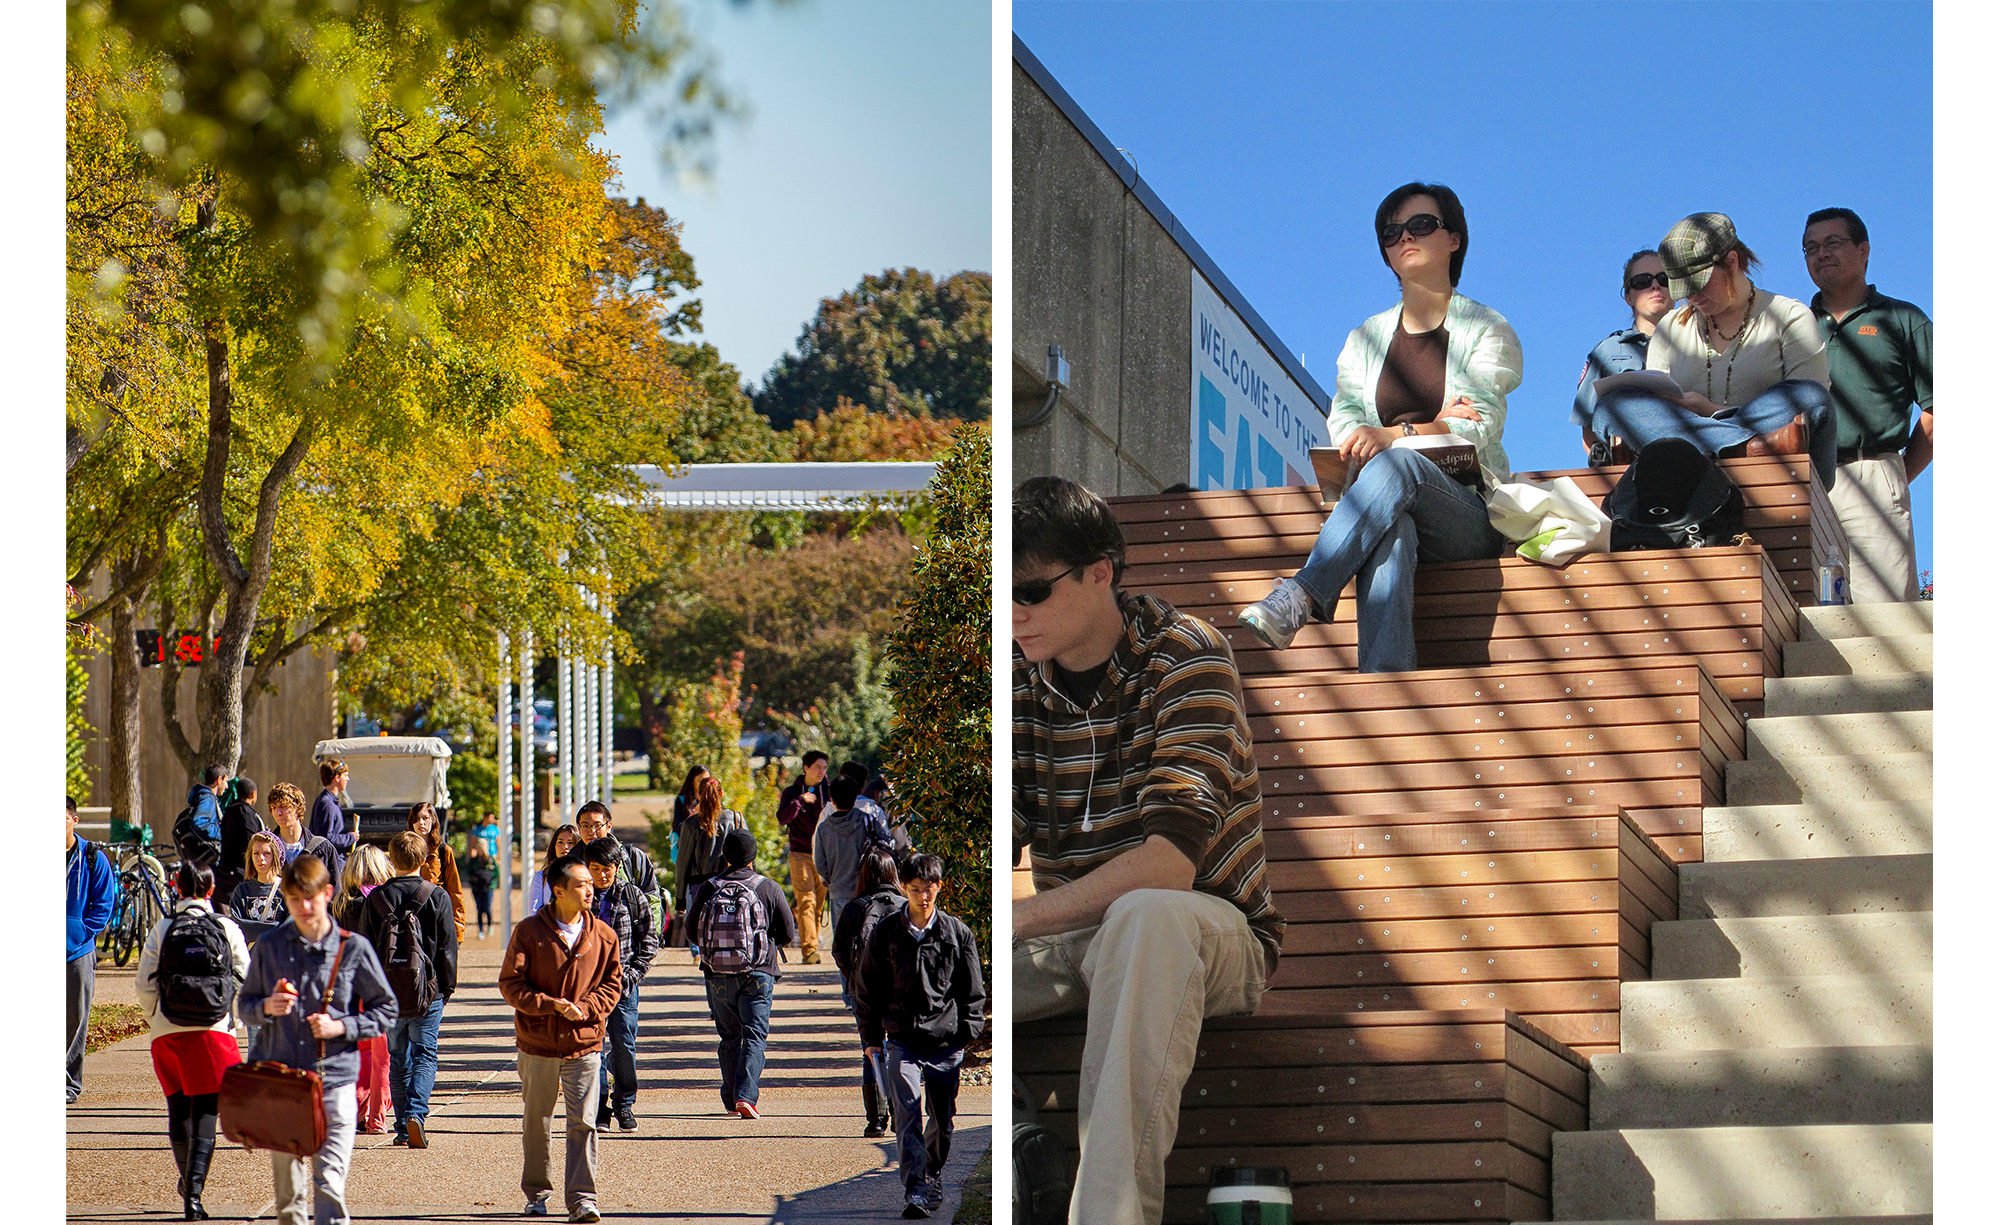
[1326,292,1523,482]
[136,898,252,1039]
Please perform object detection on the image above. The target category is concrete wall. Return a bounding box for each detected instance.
[1011,44,1327,496]
[77,640,336,845]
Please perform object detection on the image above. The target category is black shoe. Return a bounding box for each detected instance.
[595,1109,614,1133]
[616,1106,638,1131]
[392,1131,410,1146]
[183,1196,209,1221]
[864,1120,886,1138]
[901,1201,930,1220]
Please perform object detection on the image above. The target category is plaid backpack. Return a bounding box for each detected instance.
[694,876,769,976]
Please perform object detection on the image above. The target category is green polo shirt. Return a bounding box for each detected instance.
[1811,286,1932,452]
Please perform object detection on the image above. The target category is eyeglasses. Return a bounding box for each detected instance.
[1801,236,1854,258]
[1013,562,1089,606]
[1380,214,1445,247]
[1626,272,1671,292]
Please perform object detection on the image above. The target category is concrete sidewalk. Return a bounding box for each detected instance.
[66,897,990,1222]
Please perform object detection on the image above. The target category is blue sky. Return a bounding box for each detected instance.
[601,0,993,394]
[1014,0,1934,576]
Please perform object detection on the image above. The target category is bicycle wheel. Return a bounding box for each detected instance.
[110,888,139,967]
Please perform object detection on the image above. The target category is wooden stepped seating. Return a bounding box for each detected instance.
[1017,1008,1588,1225]
[1114,511,1802,716]
[1241,655,1744,864]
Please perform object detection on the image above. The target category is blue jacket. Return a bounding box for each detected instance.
[66,837,116,961]
[185,784,223,842]
[239,919,397,1088]
[1570,326,1652,429]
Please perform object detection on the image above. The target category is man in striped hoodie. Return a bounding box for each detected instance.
[1011,477,1285,1225]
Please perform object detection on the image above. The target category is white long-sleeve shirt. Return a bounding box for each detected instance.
[136,898,252,1039]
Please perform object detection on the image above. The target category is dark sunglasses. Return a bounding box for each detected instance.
[1013,562,1089,606]
[1379,213,1445,247]
[1626,271,1671,292]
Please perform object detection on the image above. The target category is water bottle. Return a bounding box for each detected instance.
[1207,1166,1292,1225]
[1817,561,1848,605]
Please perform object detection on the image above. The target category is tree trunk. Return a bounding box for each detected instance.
[104,584,146,835]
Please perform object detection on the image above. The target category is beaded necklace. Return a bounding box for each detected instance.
[1701,281,1757,405]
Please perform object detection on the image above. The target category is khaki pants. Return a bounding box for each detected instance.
[789,851,827,958]
[1015,889,1268,1225]
[1830,454,1920,604]
[518,1050,600,1215]
[270,1081,357,1225]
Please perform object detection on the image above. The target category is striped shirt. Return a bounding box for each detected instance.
[1012,593,1284,974]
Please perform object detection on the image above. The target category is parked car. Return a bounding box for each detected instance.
[312,736,453,845]
[737,729,794,761]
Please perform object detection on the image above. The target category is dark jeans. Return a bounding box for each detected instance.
[388,998,445,1133]
[883,1040,963,1199]
[471,886,493,929]
[1591,378,1837,490]
[67,951,95,1100]
[704,971,774,1109]
[598,986,640,1114]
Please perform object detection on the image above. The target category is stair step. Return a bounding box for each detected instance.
[1725,751,1930,807]
[1764,673,1932,716]
[1799,601,1933,641]
[1701,801,1931,861]
[1587,1045,1931,1130]
[1783,635,1932,677]
[1619,974,1931,1052]
[1679,855,1931,919]
[1533,1218,1933,1225]
[1745,712,1931,760]
[1551,1124,1931,1219]
[1651,913,1933,980]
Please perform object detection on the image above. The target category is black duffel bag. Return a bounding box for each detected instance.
[1603,437,1747,551]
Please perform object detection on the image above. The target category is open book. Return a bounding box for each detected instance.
[1310,433,1480,505]
[1592,369,1684,401]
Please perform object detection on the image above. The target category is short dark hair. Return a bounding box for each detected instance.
[320,759,346,786]
[177,859,215,899]
[583,836,623,868]
[831,777,861,809]
[66,796,77,816]
[1375,182,1469,286]
[387,831,427,872]
[1013,476,1126,580]
[551,856,592,891]
[1805,207,1868,246]
[234,777,257,800]
[858,848,899,893]
[282,853,332,897]
[1622,249,1659,297]
[840,761,869,784]
[801,750,830,770]
[898,852,944,885]
[202,764,228,787]
[576,799,611,823]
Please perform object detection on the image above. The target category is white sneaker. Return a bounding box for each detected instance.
[1237,578,1315,650]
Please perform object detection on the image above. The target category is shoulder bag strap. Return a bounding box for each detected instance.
[316,932,349,1072]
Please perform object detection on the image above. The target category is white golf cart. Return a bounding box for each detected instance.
[312,736,454,846]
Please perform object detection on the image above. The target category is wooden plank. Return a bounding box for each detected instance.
[1162,1178,1536,1224]
[1258,978,1619,1020]
[1279,912,1618,957]
[1271,946,1622,988]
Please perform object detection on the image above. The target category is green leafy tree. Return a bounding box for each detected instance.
[882,424,992,956]
[769,641,897,772]
[754,268,992,428]
[644,653,788,907]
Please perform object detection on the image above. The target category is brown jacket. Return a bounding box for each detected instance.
[419,845,467,943]
[497,906,623,1058]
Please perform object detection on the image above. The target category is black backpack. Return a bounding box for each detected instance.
[1012,1074,1074,1225]
[695,875,770,976]
[173,804,222,867]
[378,882,439,1017]
[154,908,238,1027]
[1604,437,1747,551]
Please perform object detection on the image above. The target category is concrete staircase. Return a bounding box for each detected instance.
[1548,601,1934,1223]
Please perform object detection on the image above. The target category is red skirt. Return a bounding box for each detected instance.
[151,1029,243,1097]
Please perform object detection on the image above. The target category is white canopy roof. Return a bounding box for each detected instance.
[624,461,937,511]
[313,737,453,809]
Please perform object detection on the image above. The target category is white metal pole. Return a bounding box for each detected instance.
[558,639,573,819]
[601,642,615,804]
[497,631,512,943]
[580,653,597,805]
[517,630,535,934]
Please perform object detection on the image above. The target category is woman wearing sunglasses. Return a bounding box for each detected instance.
[1584,212,1836,490]
[1572,249,1674,463]
[1238,181,1516,673]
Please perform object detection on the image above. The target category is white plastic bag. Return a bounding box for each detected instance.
[1484,476,1611,567]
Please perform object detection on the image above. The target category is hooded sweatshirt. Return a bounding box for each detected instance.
[1012,592,1284,975]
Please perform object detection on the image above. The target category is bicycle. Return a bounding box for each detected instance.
[101,842,176,967]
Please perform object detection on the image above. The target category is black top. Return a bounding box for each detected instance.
[1376,319,1450,426]
[855,907,986,1057]
[354,874,460,1003]
[219,800,265,879]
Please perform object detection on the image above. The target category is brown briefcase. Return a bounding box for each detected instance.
[219,932,349,1157]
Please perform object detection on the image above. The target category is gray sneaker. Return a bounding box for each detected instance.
[1238,577,1315,649]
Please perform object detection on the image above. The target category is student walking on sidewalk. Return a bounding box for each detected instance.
[856,853,986,1219]
[498,854,622,1222]
[582,836,658,1133]
[238,853,398,1225]
[687,827,797,1118]
[136,859,250,1220]
[354,832,459,1150]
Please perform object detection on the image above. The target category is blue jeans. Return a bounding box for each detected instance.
[704,971,774,1109]
[388,998,444,1133]
[1292,447,1507,674]
[598,986,639,1114]
[883,1041,963,1199]
[1591,378,1837,490]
